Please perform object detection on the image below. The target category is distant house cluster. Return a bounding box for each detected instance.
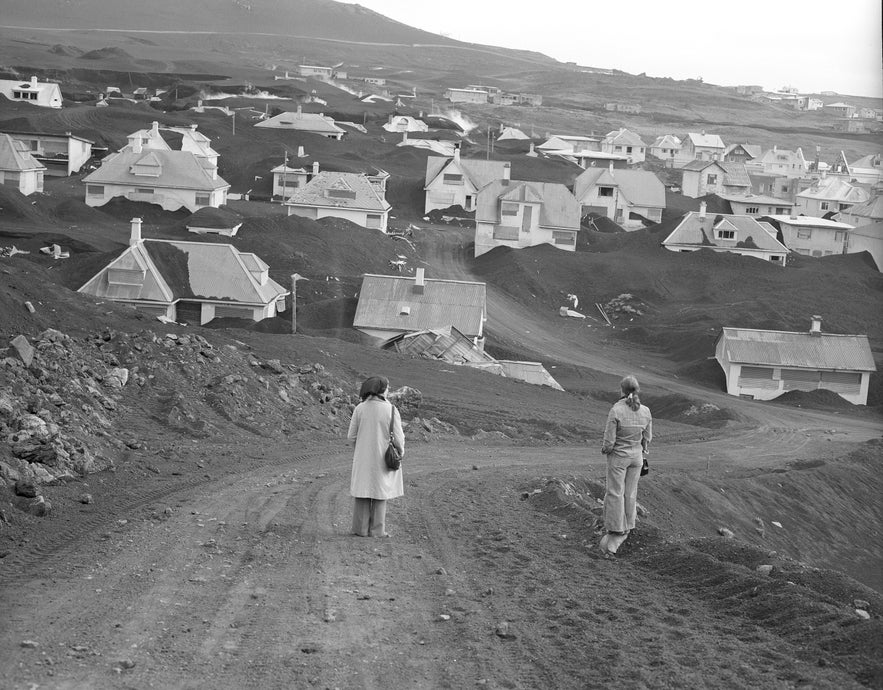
[444,85,542,107]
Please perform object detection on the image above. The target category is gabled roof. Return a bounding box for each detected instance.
[850,154,882,170]
[0,78,62,100]
[720,162,751,188]
[839,194,883,220]
[79,239,287,306]
[762,215,853,229]
[757,147,805,167]
[537,134,601,152]
[724,143,762,159]
[680,159,725,173]
[685,132,725,149]
[82,150,229,191]
[718,327,875,371]
[382,116,428,132]
[497,127,529,141]
[797,177,869,204]
[0,133,46,172]
[476,179,581,230]
[353,273,486,337]
[651,134,681,149]
[284,171,390,212]
[604,128,645,146]
[424,156,509,189]
[255,110,345,136]
[663,212,789,253]
[573,167,665,208]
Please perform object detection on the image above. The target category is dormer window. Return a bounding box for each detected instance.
[501,202,519,216]
[399,305,411,315]
[326,188,356,199]
[598,186,614,197]
[716,229,735,240]
[443,173,463,185]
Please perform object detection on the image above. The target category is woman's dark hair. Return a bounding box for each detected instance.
[359,375,389,401]
[620,375,641,411]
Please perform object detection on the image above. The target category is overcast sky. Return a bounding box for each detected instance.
[341,0,883,98]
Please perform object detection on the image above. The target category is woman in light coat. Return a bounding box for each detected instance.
[600,375,652,557]
[347,376,404,537]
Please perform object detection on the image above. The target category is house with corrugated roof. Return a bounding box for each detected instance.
[676,132,726,165]
[573,165,665,226]
[760,214,855,257]
[662,204,789,265]
[649,134,681,161]
[601,128,647,164]
[255,106,345,139]
[0,76,62,108]
[1,130,93,176]
[474,179,581,257]
[751,146,807,178]
[680,161,751,198]
[795,175,869,217]
[845,221,883,271]
[121,121,171,153]
[382,115,428,133]
[715,316,875,405]
[82,135,230,213]
[846,154,883,185]
[537,134,602,156]
[284,170,391,231]
[837,193,883,227]
[353,268,487,347]
[424,146,511,213]
[0,133,46,195]
[79,218,288,324]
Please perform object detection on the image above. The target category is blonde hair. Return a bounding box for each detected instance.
[620,375,641,411]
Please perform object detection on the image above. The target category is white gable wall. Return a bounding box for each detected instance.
[85,183,227,212]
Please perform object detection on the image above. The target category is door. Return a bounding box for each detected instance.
[521,204,533,232]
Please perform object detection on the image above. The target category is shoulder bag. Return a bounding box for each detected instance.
[384,404,403,471]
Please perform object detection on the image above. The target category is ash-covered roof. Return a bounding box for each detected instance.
[718,327,875,371]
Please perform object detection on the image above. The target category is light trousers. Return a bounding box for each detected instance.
[352,497,388,537]
[603,453,643,533]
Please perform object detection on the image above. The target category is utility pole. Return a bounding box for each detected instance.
[281,148,288,201]
[290,273,307,334]
[231,111,235,136]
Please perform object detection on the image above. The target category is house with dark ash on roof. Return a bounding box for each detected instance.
[474,179,581,257]
[353,269,487,348]
[715,316,875,405]
[423,146,511,213]
[255,106,345,140]
[79,218,288,325]
[573,165,665,226]
[284,170,391,232]
[662,203,789,265]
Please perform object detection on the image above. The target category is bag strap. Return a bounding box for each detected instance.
[388,403,397,436]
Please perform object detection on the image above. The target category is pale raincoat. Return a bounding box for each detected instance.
[348,398,404,499]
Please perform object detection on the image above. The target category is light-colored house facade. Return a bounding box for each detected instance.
[846,221,883,271]
[424,149,510,213]
[723,143,761,164]
[82,138,230,213]
[601,128,646,164]
[444,88,488,104]
[760,215,854,257]
[676,132,725,164]
[721,195,794,217]
[0,133,46,195]
[271,164,309,198]
[353,269,487,347]
[573,166,665,226]
[649,135,681,160]
[79,218,288,325]
[2,131,93,176]
[680,161,750,198]
[752,147,807,178]
[662,205,790,265]
[795,176,869,216]
[837,194,883,227]
[284,171,391,232]
[474,179,581,257]
[0,76,62,108]
[715,317,875,405]
[382,115,428,133]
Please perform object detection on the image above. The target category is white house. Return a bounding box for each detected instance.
[760,215,854,257]
[718,194,794,217]
[601,128,646,164]
[474,179,581,257]
[271,163,310,198]
[662,204,789,265]
[122,121,171,152]
[79,218,288,325]
[382,115,428,133]
[795,175,869,216]
[751,146,807,178]
[424,147,511,213]
[284,171,391,232]
[649,134,681,160]
[82,137,230,212]
[0,133,46,195]
[573,165,665,226]
[676,132,726,165]
[2,130,93,176]
[715,316,875,405]
[0,76,62,108]
[353,268,487,347]
[255,106,345,139]
[680,161,751,198]
[837,195,883,227]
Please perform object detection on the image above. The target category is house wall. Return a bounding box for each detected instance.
[681,168,724,198]
[717,359,869,405]
[197,301,278,325]
[287,205,388,232]
[848,227,883,271]
[650,146,679,159]
[425,165,478,213]
[84,184,227,212]
[728,200,793,216]
[12,135,92,175]
[665,244,787,266]
[474,219,577,257]
[794,196,849,217]
[273,172,307,197]
[780,225,847,257]
[579,187,624,222]
[0,169,44,195]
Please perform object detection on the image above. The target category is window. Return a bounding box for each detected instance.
[326,188,356,199]
[614,145,622,152]
[552,231,575,245]
[775,207,789,214]
[442,173,463,185]
[281,179,300,187]
[86,185,104,196]
[706,174,718,185]
[781,185,789,193]
[626,146,633,153]
[834,231,845,242]
[501,202,519,216]
[838,203,850,210]
[797,228,812,239]
[598,186,614,197]
[716,229,735,240]
[366,213,382,229]
[136,188,154,195]
[195,192,211,206]
[820,201,829,210]
[745,206,758,214]
[493,225,520,240]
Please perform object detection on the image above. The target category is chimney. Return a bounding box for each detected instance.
[453,142,461,162]
[311,161,319,176]
[132,135,142,154]
[502,161,511,181]
[701,129,706,136]
[151,121,159,136]
[402,130,408,144]
[297,145,305,158]
[191,123,198,131]
[698,201,707,220]
[609,161,614,174]
[499,122,504,133]
[809,315,822,337]
[296,105,303,119]
[414,268,425,293]
[773,145,777,153]
[388,114,394,124]
[30,76,38,87]
[130,218,142,246]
